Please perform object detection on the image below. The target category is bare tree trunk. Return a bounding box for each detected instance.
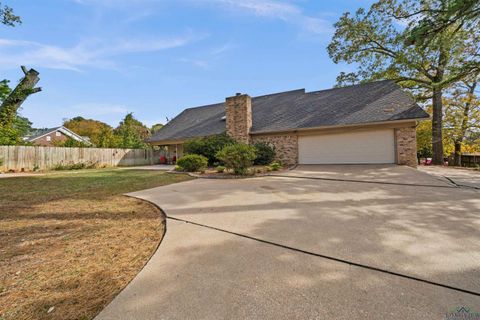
[432,87,444,165]
[453,80,476,166]
[0,66,41,127]
[454,140,462,166]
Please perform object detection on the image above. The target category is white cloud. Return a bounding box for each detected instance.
[73,0,149,6]
[210,42,235,55]
[73,0,332,35]
[0,33,205,71]
[201,0,332,34]
[215,0,300,18]
[178,57,210,68]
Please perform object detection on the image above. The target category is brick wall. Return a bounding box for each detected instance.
[32,131,68,146]
[251,134,298,166]
[225,94,252,144]
[395,127,417,167]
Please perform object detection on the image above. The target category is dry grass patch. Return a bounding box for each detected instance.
[0,169,192,320]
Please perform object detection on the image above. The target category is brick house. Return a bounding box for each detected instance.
[25,126,92,147]
[149,81,429,167]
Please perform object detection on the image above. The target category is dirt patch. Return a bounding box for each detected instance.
[0,169,192,320]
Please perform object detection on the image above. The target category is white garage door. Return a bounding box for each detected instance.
[298,129,395,164]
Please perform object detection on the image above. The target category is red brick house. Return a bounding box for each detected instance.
[24,126,92,147]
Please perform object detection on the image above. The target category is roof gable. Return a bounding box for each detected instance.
[26,126,92,144]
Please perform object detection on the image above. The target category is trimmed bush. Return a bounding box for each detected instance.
[253,142,276,165]
[216,165,226,173]
[184,133,236,165]
[53,162,97,171]
[216,143,257,175]
[176,154,208,172]
[269,161,282,171]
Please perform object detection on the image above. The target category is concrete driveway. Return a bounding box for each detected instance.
[418,166,480,189]
[97,165,480,320]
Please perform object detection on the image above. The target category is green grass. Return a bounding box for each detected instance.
[2,168,191,204]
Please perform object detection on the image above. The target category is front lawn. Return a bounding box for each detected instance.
[0,169,192,320]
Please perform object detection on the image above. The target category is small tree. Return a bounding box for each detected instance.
[416,120,433,159]
[184,133,236,165]
[216,143,256,175]
[443,76,480,165]
[253,142,276,165]
[114,113,150,149]
[151,123,164,134]
[53,137,90,148]
[64,117,114,147]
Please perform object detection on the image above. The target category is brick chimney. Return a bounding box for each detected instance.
[225,93,252,144]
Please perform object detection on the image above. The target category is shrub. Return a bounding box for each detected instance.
[174,165,183,171]
[216,165,226,173]
[53,162,87,170]
[216,143,256,175]
[53,137,90,148]
[53,161,103,171]
[269,162,282,171]
[176,154,208,172]
[184,133,236,165]
[252,142,275,165]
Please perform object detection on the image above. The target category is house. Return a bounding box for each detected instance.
[24,126,92,147]
[149,81,429,167]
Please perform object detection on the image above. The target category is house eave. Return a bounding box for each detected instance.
[250,118,426,136]
[149,139,186,146]
[149,117,429,144]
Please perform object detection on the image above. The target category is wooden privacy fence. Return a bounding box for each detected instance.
[0,146,162,172]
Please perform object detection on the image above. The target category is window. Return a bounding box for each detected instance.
[56,131,61,137]
[46,136,51,141]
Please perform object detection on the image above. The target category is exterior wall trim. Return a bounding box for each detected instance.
[250,119,420,136]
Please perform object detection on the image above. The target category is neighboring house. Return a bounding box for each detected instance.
[149,81,429,167]
[24,126,92,147]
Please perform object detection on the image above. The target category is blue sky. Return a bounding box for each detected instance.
[0,0,374,128]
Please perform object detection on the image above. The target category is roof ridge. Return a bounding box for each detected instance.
[252,88,305,99]
[306,79,395,95]
[184,102,224,111]
[183,88,306,111]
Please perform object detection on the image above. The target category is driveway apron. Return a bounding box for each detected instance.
[96,166,480,319]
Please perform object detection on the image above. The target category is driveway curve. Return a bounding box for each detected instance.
[96,166,480,320]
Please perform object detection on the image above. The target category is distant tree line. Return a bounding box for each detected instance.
[61,115,163,149]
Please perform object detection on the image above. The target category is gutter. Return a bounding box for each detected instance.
[250,118,426,136]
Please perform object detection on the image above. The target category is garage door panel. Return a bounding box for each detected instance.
[298,129,395,164]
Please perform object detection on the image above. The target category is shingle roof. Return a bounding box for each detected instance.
[25,127,62,141]
[149,80,429,143]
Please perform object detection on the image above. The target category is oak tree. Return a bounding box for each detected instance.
[328,0,480,164]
